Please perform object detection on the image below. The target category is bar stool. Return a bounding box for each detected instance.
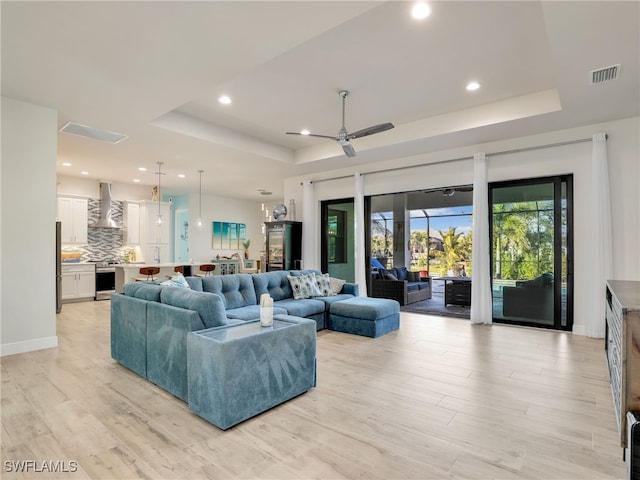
[165,265,184,280]
[133,266,160,282]
[196,264,216,277]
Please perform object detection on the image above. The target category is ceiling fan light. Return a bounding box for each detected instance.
[338,140,356,157]
[300,129,310,135]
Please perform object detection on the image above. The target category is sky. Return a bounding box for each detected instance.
[409,206,473,239]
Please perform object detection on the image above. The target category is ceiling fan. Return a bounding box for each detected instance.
[286,90,394,158]
[441,186,473,197]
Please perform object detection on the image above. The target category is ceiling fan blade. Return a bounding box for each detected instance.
[348,122,395,140]
[339,140,356,158]
[286,132,337,140]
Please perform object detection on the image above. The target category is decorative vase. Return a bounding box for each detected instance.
[244,250,249,259]
[260,294,273,327]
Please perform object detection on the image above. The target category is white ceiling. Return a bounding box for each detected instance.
[2,1,638,201]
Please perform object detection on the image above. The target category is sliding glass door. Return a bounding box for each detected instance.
[321,198,355,283]
[490,176,573,330]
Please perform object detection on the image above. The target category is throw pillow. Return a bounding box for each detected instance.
[288,275,308,299]
[329,277,346,295]
[306,273,323,297]
[371,257,385,269]
[160,272,191,289]
[288,274,320,299]
[384,272,398,281]
[396,267,408,281]
[314,273,335,297]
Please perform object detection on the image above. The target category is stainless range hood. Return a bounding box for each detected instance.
[90,182,121,228]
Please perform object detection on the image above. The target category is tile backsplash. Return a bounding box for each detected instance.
[63,198,125,261]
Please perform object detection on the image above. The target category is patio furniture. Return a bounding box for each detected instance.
[370,267,431,305]
[433,277,472,306]
[502,273,554,321]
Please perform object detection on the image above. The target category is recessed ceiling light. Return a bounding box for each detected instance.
[218,95,232,105]
[62,162,72,167]
[412,2,431,20]
[133,179,140,183]
[300,129,310,135]
[178,174,186,178]
[138,167,147,171]
[81,171,89,175]
[466,81,480,91]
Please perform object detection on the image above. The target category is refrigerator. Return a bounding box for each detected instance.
[265,221,302,271]
[56,221,62,313]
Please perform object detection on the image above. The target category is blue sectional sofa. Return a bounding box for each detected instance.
[110,269,400,428]
[184,270,359,330]
[111,270,357,401]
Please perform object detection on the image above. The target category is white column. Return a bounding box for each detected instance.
[470,152,493,325]
[354,173,367,296]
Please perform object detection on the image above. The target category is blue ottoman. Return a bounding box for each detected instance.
[329,297,400,338]
[186,315,316,430]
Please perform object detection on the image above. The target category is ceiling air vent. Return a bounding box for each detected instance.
[589,64,621,85]
[59,122,128,144]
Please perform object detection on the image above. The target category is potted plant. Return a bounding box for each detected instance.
[241,239,251,259]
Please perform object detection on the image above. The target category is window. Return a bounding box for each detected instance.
[328,209,347,263]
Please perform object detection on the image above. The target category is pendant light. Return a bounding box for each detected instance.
[197,169,204,228]
[156,161,164,225]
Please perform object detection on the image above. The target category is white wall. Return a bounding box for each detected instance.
[284,116,640,335]
[1,97,58,356]
[57,174,151,201]
[188,192,269,263]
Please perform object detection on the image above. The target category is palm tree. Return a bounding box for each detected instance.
[436,227,465,274]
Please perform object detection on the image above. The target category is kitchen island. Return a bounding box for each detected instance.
[114,259,241,293]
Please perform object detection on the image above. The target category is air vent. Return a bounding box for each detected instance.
[59,122,128,144]
[589,64,621,85]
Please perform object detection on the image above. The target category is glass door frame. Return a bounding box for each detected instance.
[320,197,355,281]
[489,175,574,331]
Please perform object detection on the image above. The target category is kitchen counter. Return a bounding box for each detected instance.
[115,260,243,293]
[116,263,191,269]
[115,263,205,293]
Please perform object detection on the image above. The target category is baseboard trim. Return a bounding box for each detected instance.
[571,324,586,336]
[1,336,58,357]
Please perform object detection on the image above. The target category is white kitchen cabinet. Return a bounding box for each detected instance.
[57,196,88,244]
[61,264,95,302]
[143,244,170,265]
[139,200,171,263]
[123,201,140,245]
[139,200,171,245]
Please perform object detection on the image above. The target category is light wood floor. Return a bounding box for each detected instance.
[1,300,626,479]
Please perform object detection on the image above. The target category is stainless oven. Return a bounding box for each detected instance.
[95,262,116,300]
